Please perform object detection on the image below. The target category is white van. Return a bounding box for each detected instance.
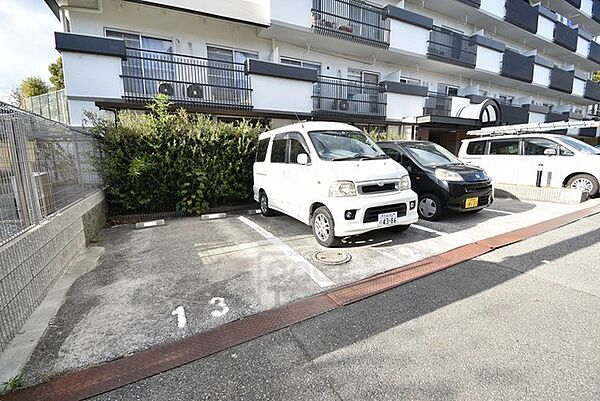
[459,134,600,195]
[253,122,419,247]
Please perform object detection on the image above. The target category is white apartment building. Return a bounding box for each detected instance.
[44,0,600,153]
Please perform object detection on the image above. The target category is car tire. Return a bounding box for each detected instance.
[418,194,444,221]
[391,224,411,233]
[566,174,599,196]
[259,191,275,217]
[312,206,339,248]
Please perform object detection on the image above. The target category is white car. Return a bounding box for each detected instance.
[459,133,600,196]
[253,122,419,247]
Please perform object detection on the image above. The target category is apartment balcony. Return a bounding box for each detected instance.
[589,41,600,64]
[312,76,386,118]
[500,49,534,83]
[584,79,600,101]
[311,0,390,48]
[423,93,452,117]
[121,48,252,110]
[504,0,538,34]
[427,26,477,68]
[553,21,578,52]
[549,67,574,94]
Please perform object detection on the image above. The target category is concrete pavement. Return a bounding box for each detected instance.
[90,212,600,401]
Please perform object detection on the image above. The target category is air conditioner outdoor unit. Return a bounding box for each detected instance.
[157,82,175,96]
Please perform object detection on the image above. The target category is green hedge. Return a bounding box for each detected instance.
[89,96,261,215]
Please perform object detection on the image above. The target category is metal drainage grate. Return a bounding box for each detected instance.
[313,250,352,265]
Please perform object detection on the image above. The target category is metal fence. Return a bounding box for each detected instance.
[0,102,100,246]
[21,89,70,125]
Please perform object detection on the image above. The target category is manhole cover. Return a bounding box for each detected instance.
[313,250,352,265]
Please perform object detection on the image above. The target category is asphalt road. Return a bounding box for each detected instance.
[88,212,600,401]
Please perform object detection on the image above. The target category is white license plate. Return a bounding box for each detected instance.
[378,212,398,226]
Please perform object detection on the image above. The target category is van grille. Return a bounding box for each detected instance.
[363,203,407,223]
[358,181,398,195]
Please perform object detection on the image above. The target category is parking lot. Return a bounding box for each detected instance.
[22,197,600,386]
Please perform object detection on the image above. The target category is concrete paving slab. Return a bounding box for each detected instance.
[88,210,600,401]
[17,198,600,389]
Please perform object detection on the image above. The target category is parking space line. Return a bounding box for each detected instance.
[485,208,515,215]
[411,224,446,236]
[237,216,334,288]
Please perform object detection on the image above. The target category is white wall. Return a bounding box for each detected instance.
[581,0,593,17]
[528,111,546,123]
[389,20,429,56]
[576,36,590,57]
[270,0,311,28]
[481,0,505,19]
[137,0,269,26]
[573,77,586,96]
[532,64,551,87]
[475,46,502,73]
[537,16,555,42]
[450,96,471,117]
[251,75,313,113]
[386,93,425,120]
[62,52,123,98]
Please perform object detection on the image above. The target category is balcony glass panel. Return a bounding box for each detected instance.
[423,93,452,117]
[505,0,539,34]
[312,75,386,118]
[312,0,390,48]
[427,26,477,68]
[121,47,252,109]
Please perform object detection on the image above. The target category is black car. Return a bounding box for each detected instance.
[377,141,493,220]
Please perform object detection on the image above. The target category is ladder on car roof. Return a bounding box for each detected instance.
[466,120,600,136]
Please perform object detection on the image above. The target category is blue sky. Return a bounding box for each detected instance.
[0,0,62,101]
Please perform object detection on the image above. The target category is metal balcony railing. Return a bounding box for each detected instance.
[311,0,390,48]
[427,26,477,68]
[121,48,252,110]
[312,76,386,118]
[423,92,452,117]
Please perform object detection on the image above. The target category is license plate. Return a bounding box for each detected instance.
[378,212,398,226]
[465,197,479,209]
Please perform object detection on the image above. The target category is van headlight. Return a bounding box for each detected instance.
[399,175,411,190]
[329,181,357,197]
[435,168,463,182]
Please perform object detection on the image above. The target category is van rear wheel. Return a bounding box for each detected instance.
[259,192,275,216]
[567,174,599,196]
[312,206,339,248]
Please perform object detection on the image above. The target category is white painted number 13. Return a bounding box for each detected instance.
[210,297,229,317]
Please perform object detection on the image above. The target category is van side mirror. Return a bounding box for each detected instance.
[297,153,309,165]
[544,148,557,156]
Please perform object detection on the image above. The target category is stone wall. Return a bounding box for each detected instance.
[0,191,105,352]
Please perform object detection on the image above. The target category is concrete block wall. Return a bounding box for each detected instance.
[0,191,105,352]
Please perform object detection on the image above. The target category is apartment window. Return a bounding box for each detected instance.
[280,57,321,73]
[347,68,379,97]
[400,77,421,85]
[207,46,257,102]
[106,29,174,96]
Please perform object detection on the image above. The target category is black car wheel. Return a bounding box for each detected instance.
[418,194,444,221]
[259,191,275,217]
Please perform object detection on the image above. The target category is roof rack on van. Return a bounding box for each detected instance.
[466,120,600,136]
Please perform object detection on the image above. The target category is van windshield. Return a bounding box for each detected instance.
[403,142,463,167]
[557,136,600,155]
[308,130,388,161]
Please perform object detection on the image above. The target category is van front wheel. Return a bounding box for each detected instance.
[312,206,339,248]
[259,192,275,216]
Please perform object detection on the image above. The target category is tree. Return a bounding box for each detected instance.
[593,70,600,83]
[48,57,64,90]
[20,77,49,99]
[8,86,22,106]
